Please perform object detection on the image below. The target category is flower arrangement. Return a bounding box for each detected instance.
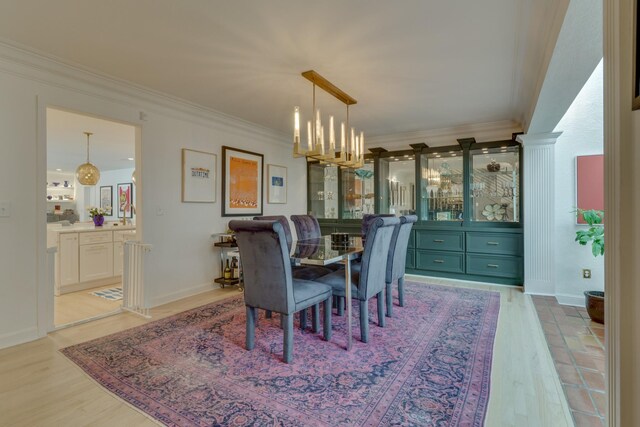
[87,207,111,218]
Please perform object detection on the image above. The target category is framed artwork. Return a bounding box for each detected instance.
[267,164,287,204]
[117,183,134,218]
[182,148,217,203]
[221,146,263,216]
[576,155,604,224]
[99,186,113,216]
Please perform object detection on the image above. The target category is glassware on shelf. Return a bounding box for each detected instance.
[341,161,374,219]
[309,163,338,218]
[470,146,520,222]
[420,151,464,221]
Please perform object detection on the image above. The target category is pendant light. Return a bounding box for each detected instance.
[76,131,100,186]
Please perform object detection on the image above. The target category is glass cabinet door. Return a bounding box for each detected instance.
[308,163,338,218]
[470,146,520,222]
[420,151,464,221]
[379,155,416,215]
[341,161,375,219]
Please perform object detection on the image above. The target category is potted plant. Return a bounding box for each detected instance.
[575,209,605,323]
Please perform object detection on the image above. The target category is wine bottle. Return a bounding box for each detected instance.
[224,259,232,280]
[232,257,239,279]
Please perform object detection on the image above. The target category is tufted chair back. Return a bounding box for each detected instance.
[386,215,417,283]
[358,216,400,300]
[290,214,322,241]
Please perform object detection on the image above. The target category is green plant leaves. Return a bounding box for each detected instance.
[574,209,605,257]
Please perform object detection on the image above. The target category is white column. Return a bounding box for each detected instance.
[517,132,562,295]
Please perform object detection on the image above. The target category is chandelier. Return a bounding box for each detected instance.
[293,70,365,169]
[76,131,100,186]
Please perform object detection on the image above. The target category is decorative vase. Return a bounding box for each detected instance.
[93,215,105,227]
[584,291,605,324]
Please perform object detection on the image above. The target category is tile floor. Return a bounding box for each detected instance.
[532,296,606,427]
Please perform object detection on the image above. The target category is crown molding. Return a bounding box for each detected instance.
[0,38,291,148]
[365,120,522,150]
[516,131,562,146]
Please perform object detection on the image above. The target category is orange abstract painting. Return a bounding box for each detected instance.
[229,156,258,208]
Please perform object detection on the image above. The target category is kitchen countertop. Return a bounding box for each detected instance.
[47,223,136,234]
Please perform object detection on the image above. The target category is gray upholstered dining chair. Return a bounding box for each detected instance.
[253,215,332,329]
[385,215,417,317]
[291,214,344,272]
[290,214,322,241]
[315,216,399,343]
[229,220,333,364]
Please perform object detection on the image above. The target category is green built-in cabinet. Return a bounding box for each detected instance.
[310,136,524,286]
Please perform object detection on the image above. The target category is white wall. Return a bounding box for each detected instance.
[0,43,306,349]
[552,60,604,306]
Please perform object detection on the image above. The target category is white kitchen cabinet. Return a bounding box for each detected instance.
[113,241,124,276]
[59,233,79,287]
[79,242,114,283]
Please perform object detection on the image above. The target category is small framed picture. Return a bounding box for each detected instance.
[100,186,113,216]
[117,183,134,218]
[267,164,287,204]
[182,149,217,203]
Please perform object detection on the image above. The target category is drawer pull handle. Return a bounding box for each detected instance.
[433,239,444,243]
[487,264,499,268]
[487,242,499,246]
[434,260,445,263]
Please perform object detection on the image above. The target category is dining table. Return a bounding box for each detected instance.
[290,235,364,351]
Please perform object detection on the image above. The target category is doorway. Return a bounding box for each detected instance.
[46,107,139,328]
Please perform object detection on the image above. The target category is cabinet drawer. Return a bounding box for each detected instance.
[466,232,522,255]
[79,231,112,245]
[416,230,464,252]
[466,254,523,279]
[416,250,464,274]
[406,248,415,269]
[114,230,136,242]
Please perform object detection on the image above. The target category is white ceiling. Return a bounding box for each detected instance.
[46,108,135,173]
[0,1,562,138]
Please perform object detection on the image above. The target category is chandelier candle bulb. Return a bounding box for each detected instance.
[360,131,364,161]
[315,109,322,150]
[307,121,313,152]
[351,128,356,162]
[293,106,300,144]
[329,116,335,151]
[320,125,325,155]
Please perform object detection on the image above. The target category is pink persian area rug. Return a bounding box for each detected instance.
[62,282,500,426]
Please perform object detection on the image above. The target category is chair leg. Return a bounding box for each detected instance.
[359,300,369,343]
[283,313,294,363]
[377,291,386,327]
[265,310,272,319]
[246,306,256,350]
[311,304,320,333]
[324,296,332,341]
[337,297,345,316]
[280,313,285,329]
[398,276,405,307]
[300,308,307,330]
[385,282,393,317]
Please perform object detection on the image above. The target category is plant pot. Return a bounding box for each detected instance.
[584,291,605,324]
[92,215,105,227]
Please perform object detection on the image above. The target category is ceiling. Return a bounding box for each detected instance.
[47,108,135,173]
[0,1,562,138]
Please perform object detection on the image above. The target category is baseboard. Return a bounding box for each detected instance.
[0,326,39,350]
[555,293,586,307]
[149,282,214,308]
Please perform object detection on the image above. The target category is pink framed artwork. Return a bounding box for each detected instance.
[576,155,604,224]
[117,182,134,218]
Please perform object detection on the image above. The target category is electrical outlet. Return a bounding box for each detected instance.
[582,269,592,279]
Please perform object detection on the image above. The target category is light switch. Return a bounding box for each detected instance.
[0,201,10,217]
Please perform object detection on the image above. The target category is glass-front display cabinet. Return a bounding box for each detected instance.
[379,155,416,216]
[308,163,338,219]
[341,161,374,219]
[420,151,464,221]
[470,145,520,222]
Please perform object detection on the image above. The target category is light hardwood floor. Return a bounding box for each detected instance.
[0,280,572,426]
[55,284,124,326]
